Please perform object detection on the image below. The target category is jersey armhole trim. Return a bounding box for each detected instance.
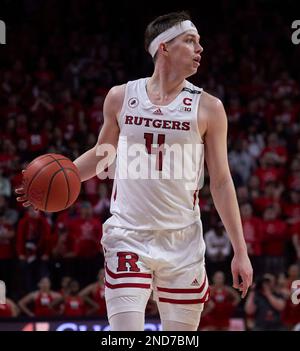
[194,88,204,144]
[116,82,130,128]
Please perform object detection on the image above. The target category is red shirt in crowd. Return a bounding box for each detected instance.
[34,292,55,317]
[253,196,281,214]
[0,222,14,259]
[261,219,288,256]
[242,217,263,256]
[283,203,300,222]
[92,284,106,316]
[287,174,300,191]
[27,131,48,153]
[67,217,102,258]
[63,296,86,317]
[0,303,13,318]
[16,213,51,259]
[207,287,236,329]
[255,167,284,188]
[261,146,288,164]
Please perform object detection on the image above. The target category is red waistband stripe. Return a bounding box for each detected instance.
[105,265,152,279]
[105,281,151,289]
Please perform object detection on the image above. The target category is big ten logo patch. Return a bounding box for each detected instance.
[291,280,300,305]
[0,281,6,304]
[128,98,139,108]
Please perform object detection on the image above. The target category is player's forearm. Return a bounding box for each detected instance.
[210,177,247,255]
[73,146,99,182]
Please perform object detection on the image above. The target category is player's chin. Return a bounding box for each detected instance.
[187,66,199,76]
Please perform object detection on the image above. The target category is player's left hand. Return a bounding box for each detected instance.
[231,252,253,299]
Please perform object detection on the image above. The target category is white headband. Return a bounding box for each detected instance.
[148,20,198,58]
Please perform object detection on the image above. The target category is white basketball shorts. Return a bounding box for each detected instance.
[101,220,209,325]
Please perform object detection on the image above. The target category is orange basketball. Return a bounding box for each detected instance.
[22,153,81,212]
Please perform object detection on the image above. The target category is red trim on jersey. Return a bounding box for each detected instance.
[105,264,152,279]
[158,288,210,304]
[157,276,206,294]
[105,281,151,289]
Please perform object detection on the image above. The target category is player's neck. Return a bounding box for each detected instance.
[148,62,186,103]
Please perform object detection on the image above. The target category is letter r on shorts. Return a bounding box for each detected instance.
[117,252,141,272]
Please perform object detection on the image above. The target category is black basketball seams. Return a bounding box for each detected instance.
[48,155,77,208]
[26,158,69,196]
[44,168,65,211]
[63,168,81,182]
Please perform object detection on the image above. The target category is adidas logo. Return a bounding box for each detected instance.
[191,278,200,286]
[153,108,163,115]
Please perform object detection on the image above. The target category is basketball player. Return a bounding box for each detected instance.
[16,11,253,330]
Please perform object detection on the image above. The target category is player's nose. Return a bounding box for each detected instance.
[195,42,203,54]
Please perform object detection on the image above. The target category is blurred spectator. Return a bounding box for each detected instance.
[254,153,284,189]
[79,268,106,317]
[83,176,101,205]
[18,277,61,317]
[16,208,51,294]
[0,169,11,197]
[287,158,300,192]
[277,267,300,330]
[245,274,286,330]
[283,190,300,225]
[52,279,86,318]
[240,203,263,275]
[63,201,103,287]
[236,186,250,205]
[0,214,15,296]
[260,133,288,166]
[252,181,283,215]
[248,175,260,200]
[93,183,111,222]
[0,195,18,227]
[199,271,240,331]
[290,221,300,262]
[59,276,72,297]
[204,220,232,282]
[0,298,20,318]
[86,94,104,132]
[229,140,254,184]
[261,206,288,275]
[26,120,48,158]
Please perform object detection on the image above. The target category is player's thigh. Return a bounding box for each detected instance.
[153,221,209,325]
[101,224,153,318]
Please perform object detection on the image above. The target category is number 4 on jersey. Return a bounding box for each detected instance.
[144,133,165,171]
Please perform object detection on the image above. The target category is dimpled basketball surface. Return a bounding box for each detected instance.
[23,154,81,212]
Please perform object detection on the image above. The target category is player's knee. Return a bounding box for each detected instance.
[106,292,150,320]
[162,319,199,331]
[158,302,203,327]
[109,311,145,331]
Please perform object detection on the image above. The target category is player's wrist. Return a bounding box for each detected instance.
[232,243,248,256]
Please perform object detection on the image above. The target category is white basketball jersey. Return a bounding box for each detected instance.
[105,77,205,230]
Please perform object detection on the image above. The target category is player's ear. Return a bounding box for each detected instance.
[159,43,168,56]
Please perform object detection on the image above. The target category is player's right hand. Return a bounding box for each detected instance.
[15,171,36,209]
[15,186,32,207]
[15,187,39,211]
